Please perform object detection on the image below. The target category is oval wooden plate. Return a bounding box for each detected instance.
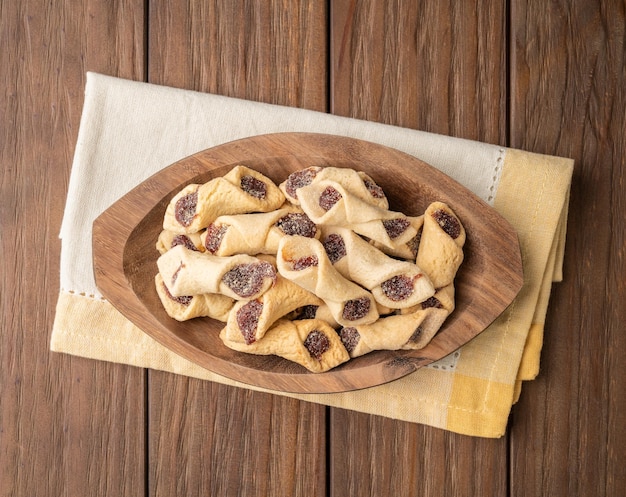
[93,132,523,394]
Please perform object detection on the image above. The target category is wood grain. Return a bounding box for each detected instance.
[146,1,329,495]
[148,0,327,109]
[509,1,626,495]
[329,1,509,495]
[3,0,625,495]
[0,1,147,496]
[331,0,507,143]
[148,375,325,496]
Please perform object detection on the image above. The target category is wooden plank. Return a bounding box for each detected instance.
[330,414,510,495]
[148,0,327,109]
[0,0,147,496]
[331,0,506,142]
[148,375,326,496]
[329,1,509,495]
[147,1,328,495]
[509,1,626,496]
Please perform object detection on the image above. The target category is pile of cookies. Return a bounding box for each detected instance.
[155,164,465,373]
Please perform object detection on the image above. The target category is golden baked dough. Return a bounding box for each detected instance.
[296,179,417,250]
[277,235,379,327]
[280,166,389,209]
[370,215,423,260]
[415,201,466,289]
[163,165,284,234]
[400,307,450,350]
[283,303,339,328]
[155,165,467,373]
[220,318,350,373]
[321,226,434,309]
[156,230,205,254]
[338,308,449,358]
[157,245,276,300]
[296,178,403,224]
[400,284,456,315]
[154,273,234,322]
[222,274,324,345]
[200,205,319,256]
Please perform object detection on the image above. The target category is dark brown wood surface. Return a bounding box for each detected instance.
[1,0,624,496]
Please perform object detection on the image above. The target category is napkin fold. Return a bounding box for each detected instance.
[51,73,573,438]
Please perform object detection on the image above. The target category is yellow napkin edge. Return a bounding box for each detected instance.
[443,148,573,434]
[497,149,573,402]
[516,229,560,382]
[511,220,563,402]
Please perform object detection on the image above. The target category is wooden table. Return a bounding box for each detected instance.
[2,1,624,495]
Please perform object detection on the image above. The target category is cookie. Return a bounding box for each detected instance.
[157,245,276,300]
[415,201,466,289]
[163,165,284,234]
[154,273,234,322]
[321,226,434,309]
[276,235,379,327]
[220,318,350,373]
[200,205,319,256]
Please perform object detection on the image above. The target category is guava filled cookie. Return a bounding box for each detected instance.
[154,274,235,322]
[295,178,404,225]
[154,164,467,373]
[220,318,350,373]
[277,235,379,326]
[296,179,417,250]
[156,230,205,254]
[289,303,338,328]
[369,215,423,260]
[400,306,450,350]
[280,166,389,209]
[157,245,276,300]
[200,206,319,256]
[338,308,448,358]
[222,274,324,345]
[415,201,466,289]
[401,284,456,315]
[163,165,285,234]
[321,226,435,309]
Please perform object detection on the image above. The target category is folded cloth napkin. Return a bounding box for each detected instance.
[51,72,574,438]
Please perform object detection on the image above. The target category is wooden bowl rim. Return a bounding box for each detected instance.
[93,132,523,394]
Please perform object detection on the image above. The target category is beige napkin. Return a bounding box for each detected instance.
[51,73,574,437]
